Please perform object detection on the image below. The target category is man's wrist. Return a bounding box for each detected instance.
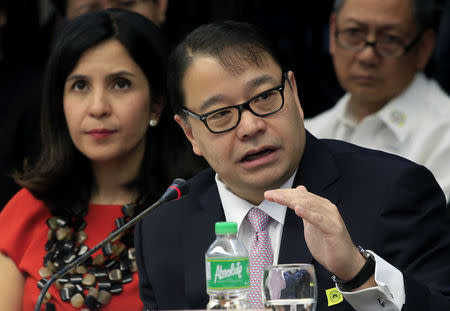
[332,246,375,291]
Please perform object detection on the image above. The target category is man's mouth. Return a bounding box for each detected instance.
[241,148,275,162]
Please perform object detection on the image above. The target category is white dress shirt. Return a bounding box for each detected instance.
[215,173,405,310]
[304,73,450,203]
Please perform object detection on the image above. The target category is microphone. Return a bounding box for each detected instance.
[34,178,189,311]
[159,177,189,202]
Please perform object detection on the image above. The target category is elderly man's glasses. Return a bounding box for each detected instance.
[182,73,286,134]
[335,28,423,57]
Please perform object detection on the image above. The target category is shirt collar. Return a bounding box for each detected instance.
[377,73,426,142]
[215,171,297,228]
[336,93,358,129]
[339,72,427,143]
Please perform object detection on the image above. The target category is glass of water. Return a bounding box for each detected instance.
[262,263,317,311]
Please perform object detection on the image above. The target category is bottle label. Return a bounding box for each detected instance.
[206,257,250,289]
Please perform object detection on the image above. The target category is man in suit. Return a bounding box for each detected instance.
[135,21,450,310]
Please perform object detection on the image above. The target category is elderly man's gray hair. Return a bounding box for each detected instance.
[332,0,439,32]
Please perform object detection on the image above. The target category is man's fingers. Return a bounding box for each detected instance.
[294,204,338,235]
[264,186,308,206]
[265,186,327,215]
[265,186,342,235]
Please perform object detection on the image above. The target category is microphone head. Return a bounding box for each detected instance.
[160,178,189,202]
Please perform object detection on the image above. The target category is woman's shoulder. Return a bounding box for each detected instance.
[0,188,51,270]
[1,188,47,217]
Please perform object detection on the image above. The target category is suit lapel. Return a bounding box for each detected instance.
[279,132,341,264]
[182,175,225,308]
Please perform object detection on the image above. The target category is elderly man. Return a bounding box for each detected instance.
[305,0,450,202]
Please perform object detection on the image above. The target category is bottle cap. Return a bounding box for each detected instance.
[215,222,237,234]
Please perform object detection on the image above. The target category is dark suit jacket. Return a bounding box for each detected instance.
[135,132,450,310]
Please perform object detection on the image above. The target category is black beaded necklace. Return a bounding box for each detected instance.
[38,203,140,310]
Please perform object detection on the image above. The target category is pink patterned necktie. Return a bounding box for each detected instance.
[247,207,273,309]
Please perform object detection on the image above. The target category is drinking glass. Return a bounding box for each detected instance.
[262,263,317,311]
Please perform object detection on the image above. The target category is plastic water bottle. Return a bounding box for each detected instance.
[205,222,250,310]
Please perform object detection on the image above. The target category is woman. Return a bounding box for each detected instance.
[0,9,169,310]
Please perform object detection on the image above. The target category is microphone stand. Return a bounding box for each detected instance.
[35,178,188,311]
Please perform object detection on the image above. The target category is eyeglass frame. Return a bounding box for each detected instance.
[334,27,423,58]
[181,73,287,134]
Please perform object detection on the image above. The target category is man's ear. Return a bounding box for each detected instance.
[174,114,203,156]
[416,29,436,71]
[329,13,337,55]
[286,71,304,120]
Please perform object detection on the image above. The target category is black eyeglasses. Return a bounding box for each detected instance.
[182,73,286,134]
[335,27,423,57]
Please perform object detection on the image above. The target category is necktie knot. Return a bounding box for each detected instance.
[247,207,271,232]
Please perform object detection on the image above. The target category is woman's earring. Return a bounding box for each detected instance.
[149,119,158,127]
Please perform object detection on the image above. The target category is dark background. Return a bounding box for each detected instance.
[3,0,449,118]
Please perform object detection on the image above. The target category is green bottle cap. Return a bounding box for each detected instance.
[215,222,237,234]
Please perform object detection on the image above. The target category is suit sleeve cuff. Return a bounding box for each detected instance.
[336,250,406,310]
